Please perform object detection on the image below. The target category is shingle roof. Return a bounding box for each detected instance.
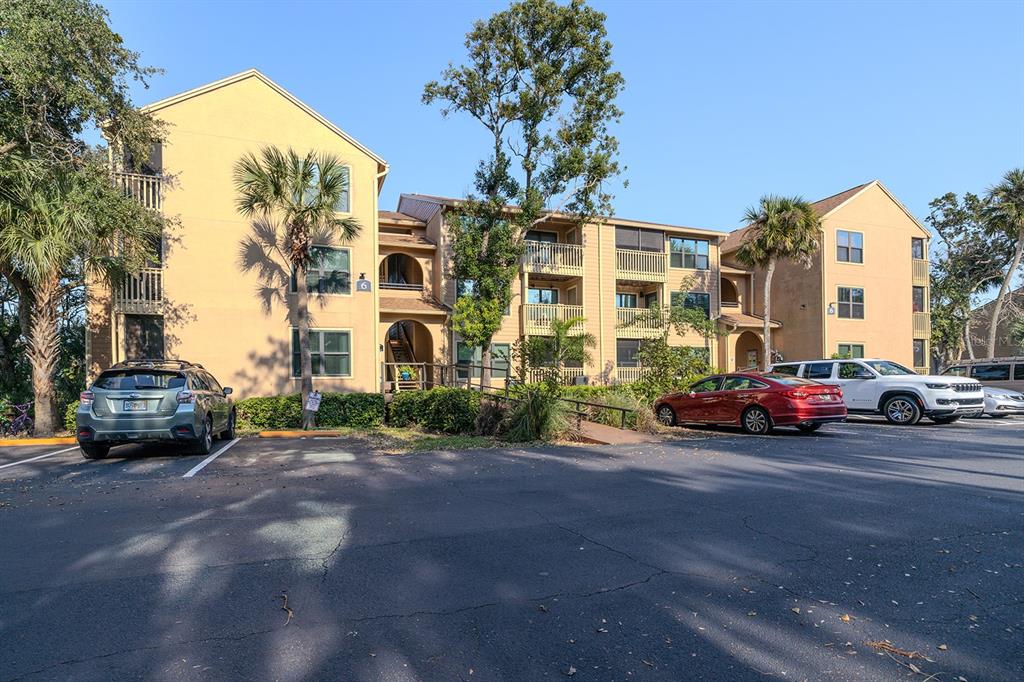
[378,232,436,248]
[378,210,426,227]
[719,311,782,329]
[379,296,449,314]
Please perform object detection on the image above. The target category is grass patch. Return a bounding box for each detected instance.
[404,434,497,452]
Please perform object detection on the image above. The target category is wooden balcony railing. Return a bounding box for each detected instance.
[523,241,584,277]
[913,311,931,338]
[113,267,163,313]
[616,248,667,282]
[114,172,162,210]
[523,303,585,335]
[616,366,643,383]
[912,259,929,286]
[616,307,664,338]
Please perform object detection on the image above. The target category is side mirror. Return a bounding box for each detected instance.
[855,372,874,380]
[223,387,233,395]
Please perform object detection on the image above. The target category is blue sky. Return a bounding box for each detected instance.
[100,0,1023,235]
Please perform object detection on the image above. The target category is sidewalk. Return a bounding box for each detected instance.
[578,420,663,445]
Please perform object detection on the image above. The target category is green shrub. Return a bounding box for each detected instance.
[591,390,659,433]
[235,392,384,431]
[475,397,510,436]
[505,384,578,442]
[388,387,481,434]
[389,390,429,428]
[64,402,78,433]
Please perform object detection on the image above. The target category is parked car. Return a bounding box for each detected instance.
[654,372,847,435]
[941,357,1024,392]
[969,386,1024,418]
[76,359,234,459]
[768,358,983,425]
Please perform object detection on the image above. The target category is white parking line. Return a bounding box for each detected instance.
[182,438,240,478]
[0,446,78,471]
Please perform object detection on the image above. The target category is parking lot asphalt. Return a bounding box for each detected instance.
[0,417,1021,681]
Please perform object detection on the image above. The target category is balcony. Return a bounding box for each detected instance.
[913,311,931,338]
[113,267,163,313]
[527,366,585,385]
[912,259,929,286]
[616,307,664,338]
[114,172,162,210]
[523,241,584,277]
[616,366,643,383]
[616,248,667,282]
[523,303,585,335]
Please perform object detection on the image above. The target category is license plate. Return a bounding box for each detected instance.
[812,394,836,402]
[123,400,148,412]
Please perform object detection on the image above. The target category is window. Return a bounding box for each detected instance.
[1016,364,1024,380]
[616,339,642,367]
[911,237,925,260]
[943,366,968,377]
[202,371,223,393]
[525,230,557,243]
[689,377,722,393]
[863,360,913,376]
[492,343,511,378]
[837,343,864,359]
[971,364,1010,381]
[838,362,870,379]
[837,287,864,319]
[912,286,926,313]
[913,339,926,368]
[722,377,768,391]
[644,292,659,308]
[95,370,183,390]
[456,342,481,379]
[528,288,559,305]
[455,279,476,298]
[190,372,210,391]
[671,291,711,318]
[669,238,709,269]
[291,247,351,295]
[770,364,799,376]
[615,226,663,252]
[836,230,864,263]
[310,164,351,213]
[291,329,351,377]
[805,362,834,379]
[616,292,638,308]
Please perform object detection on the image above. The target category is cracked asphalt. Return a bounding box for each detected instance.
[0,417,1021,681]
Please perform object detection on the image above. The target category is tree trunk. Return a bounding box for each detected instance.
[762,258,775,368]
[27,273,62,436]
[480,344,492,390]
[296,262,315,430]
[964,319,975,360]
[987,231,1023,357]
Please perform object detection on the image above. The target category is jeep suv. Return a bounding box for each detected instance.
[767,358,983,425]
[75,360,235,459]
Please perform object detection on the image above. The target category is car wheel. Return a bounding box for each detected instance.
[193,416,213,455]
[796,423,822,434]
[931,415,961,425]
[222,410,236,439]
[656,404,676,426]
[80,443,110,460]
[883,395,922,425]
[741,406,772,435]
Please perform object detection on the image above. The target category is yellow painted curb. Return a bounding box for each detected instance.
[258,430,346,438]
[0,436,77,447]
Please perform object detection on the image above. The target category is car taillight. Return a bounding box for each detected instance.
[176,390,196,404]
[79,391,94,406]
[785,390,809,399]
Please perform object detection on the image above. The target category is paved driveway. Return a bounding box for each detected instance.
[0,418,1021,681]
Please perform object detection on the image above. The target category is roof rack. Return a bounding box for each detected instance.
[111,359,203,370]
[958,356,1023,363]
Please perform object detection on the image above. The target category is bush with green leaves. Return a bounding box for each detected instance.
[64,401,78,433]
[389,388,481,434]
[235,392,384,430]
[504,383,580,442]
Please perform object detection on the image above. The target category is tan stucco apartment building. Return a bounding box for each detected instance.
[87,70,932,397]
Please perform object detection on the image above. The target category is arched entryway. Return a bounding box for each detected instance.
[380,253,424,290]
[385,320,433,386]
[735,330,764,370]
[720,278,739,306]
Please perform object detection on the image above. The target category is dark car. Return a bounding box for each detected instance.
[654,372,847,435]
[75,359,235,459]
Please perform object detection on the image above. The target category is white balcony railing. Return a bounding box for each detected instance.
[114,172,162,210]
[913,311,931,338]
[912,259,929,286]
[527,366,586,385]
[615,307,664,338]
[616,366,643,383]
[523,241,584,277]
[114,267,163,313]
[523,303,585,335]
[616,248,667,282]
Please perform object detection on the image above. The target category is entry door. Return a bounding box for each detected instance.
[124,314,164,360]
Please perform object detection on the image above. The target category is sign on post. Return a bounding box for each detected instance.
[305,390,322,412]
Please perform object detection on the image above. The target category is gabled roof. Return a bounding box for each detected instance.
[720,180,928,254]
[141,69,388,171]
[378,210,426,227]
[398,194,726,238]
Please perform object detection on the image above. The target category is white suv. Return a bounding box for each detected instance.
[767,358,984,425]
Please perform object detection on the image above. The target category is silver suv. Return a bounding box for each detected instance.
[75,360,235,459]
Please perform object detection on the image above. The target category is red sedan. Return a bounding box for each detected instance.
[654,372,847,434]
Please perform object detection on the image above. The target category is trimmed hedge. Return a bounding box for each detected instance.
[235,392,385,430]
[64,402,78,433]
[389,387,481,434]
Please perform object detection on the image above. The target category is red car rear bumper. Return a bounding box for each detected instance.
[771,403,847,426]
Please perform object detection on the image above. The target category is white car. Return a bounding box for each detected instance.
[767,358,983,425]
[972,386,1024,418]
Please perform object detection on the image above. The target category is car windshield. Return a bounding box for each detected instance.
[762,374,817,386]
[863,360,916,376]
[94,370,185,390]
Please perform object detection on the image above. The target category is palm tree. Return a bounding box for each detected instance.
[527,315,595,383]
[984,168,1024,357]
[234,147,359,429]
[736,196,821,366]
[0,161,160,435]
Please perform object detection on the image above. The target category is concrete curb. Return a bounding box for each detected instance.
[258,430,346,438]
[0,436,77,447]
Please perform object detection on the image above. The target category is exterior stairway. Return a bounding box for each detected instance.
[387,323,422,391]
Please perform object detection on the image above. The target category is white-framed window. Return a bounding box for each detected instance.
[836,230,864,263]
[669,237,709,269]
[670,291,711,318]
[837,343,864,359]
[615,292,638,308]
[291,246,351,295]
[911,237,925,260]
[528,287,559,304]
[456,342,509,380]
[837,286,865,319]
[291,329,351,377]
[912,339,926,368]
[616,339,642,367]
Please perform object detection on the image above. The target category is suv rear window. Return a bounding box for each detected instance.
[94,370,186,390]
[1016,364,1024,380]
[971,364,1011,381]
[770,364,799,376]
[805,362,833,379]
